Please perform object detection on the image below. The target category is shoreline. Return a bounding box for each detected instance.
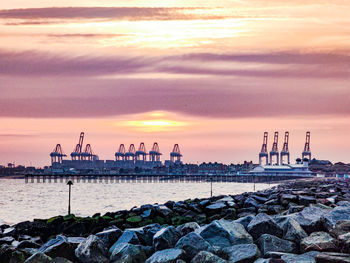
[2,178,350,262]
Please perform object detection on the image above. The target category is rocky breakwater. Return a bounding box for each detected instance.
[2,179,350,262]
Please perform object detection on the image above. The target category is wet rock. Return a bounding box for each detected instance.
[109,230,140,253]
[38,235,75,261]
[75,235,108,263]
[222,243,260,263]
[190,251,226,263]
[283,218,308,243]
[257,234,298,256]
[300,232,338,252]
[247,213,283,239]
[281,194,298,205]
[281,252,319,263]
[315,252,350,263]
[176,222,200,236]
[24,252,52,263]
[205,203,227,216]
[146,248,186,263]
[17,240,41,249]
[155,205,173,218]
[0,236,15,245]
[290,206,326,234]
[196,219,253,248]
[51,258,73,263]
[95,226,123,247]
[130,224,163,246]
[175,232,213,260]
[3,227,16,237]
[323,206,350,230]
[153,226,181,251]
[109,243,147,263]
[299,196,317,206]
[235,215,255,229]
[244,198,260,209]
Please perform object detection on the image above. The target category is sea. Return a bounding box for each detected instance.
[0,178,277,225]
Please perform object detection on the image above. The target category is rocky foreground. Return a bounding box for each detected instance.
[2,179,350,262]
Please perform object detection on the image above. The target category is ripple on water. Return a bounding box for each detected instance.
[0,179,276,225]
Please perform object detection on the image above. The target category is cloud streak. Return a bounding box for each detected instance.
[0,7,225,22]
[0,50,349,79]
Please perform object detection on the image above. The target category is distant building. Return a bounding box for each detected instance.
[250,161,312,177]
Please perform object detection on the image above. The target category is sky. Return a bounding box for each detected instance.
[0,0,349,167]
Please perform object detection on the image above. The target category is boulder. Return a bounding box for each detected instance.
[38,235,75,261]
[283,218,308,243]
[300,232,338,253]
[51,258,73,263]
[95,226,123,247]
[109,243,147,263]
[315,252,350,263]
[176,222,200,236]
[330,221,350,237]
[175,232,213,260]
[281,194,298,205]
[205,203,226,216]
[299,196,317,206]
[109,230,140,253]
[24,252,52,263]
[145,248,186,263]
[17,240,41,249]
[129,224,163,246]
[196,219,253,248]
[153,226,181,251]
[155,205,173,218]
[75,235,108,263]
[257,234,298,256]
[323,206,350,230]
[190,251,226,263]
[247,213,283,239]
[235,215,255,229]
[290,206,326,234]
[281,252,318,263]
[222,243,260,263]
[0,236,15,245]
[244,198,260,209]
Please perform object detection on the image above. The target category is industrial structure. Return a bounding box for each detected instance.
[50,132,183,173]
[252,131,313,177]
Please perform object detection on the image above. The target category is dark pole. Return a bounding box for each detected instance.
[210,176,213,197]
[253,175,256,192]
[67,180,73,215]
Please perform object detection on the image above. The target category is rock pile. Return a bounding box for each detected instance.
[2,179,350,262]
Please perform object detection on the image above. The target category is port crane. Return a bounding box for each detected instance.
[259,132,268,165]
[280,131,290,165]
[135,142,147,162]
[115,144,126,161]
[302,131,311,161]
[149,142,161,162]
[50,144,66,164]
[269,131,279,165]
[170,144,182,163]
[71,132,84,161]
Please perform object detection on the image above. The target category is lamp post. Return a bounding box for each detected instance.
[67,180,73,215]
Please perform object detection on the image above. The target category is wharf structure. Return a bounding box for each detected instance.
[251,131,313,177]
[49,132,183,174]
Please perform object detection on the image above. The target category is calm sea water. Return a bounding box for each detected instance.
[0,178,276,225]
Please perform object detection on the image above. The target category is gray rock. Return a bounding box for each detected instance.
[222,243,260,263]
[175,232,213,260]
[324,206,350,230]
[109,243,147,263]
[281,253,316,263]
[196,219,253,248]
[0,236,15,245]
[156,205,173,217]
[17,240,41,249]
[205,203,226,215]
[109,230,140,253]
[283,218,308,243]
[176,222,200,236]
[281,194,298,204]
[75,235,109,263]
[38,235,75,261]
[244,198,260,209]
[315,252,350,263]
[130,224,163,246]
[24,252,52,263]
[146,248,186,263]
[300,232,338,253]
[247,213,283,239]
[235,215,255,229]
[153,226,181,251]
[190,251,226,263]
[96,226,123,247]
[290,206,326,234]
[257,234,298,256]
[299,196,317,206]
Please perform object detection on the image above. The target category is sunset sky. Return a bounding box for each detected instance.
[0,0,349,167]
